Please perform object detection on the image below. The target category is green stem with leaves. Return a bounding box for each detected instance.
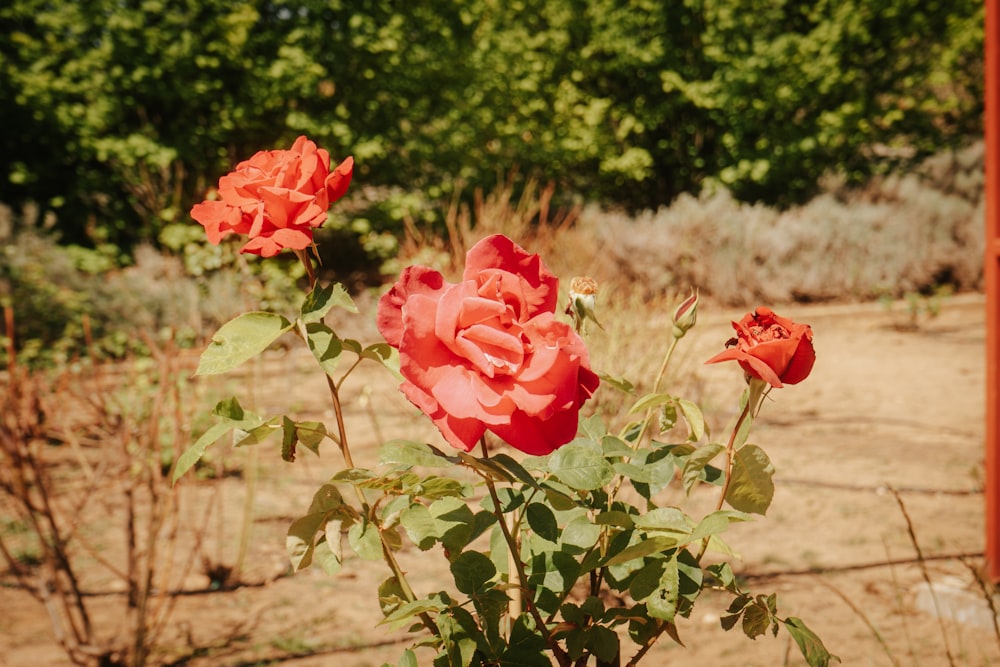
[696,379,766,562]
[479,439,571,667]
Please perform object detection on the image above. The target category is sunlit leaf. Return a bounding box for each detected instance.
[726,444,775,515]
[646,556,680,622]
[682,442,725,494]
[597,373,635,394]
[295,421,327,454]
[677,398,707,441]
[784,617,841,666]
[314,526,343,576]
[301,282,357,323]
[627,392,674,416]
[349,520,385,560]
[633,507,689,534]
[548,439,613,490]
[603,536,678,567]
[305,321,343,376]
[196,311,293,375]
[380,439,456,468]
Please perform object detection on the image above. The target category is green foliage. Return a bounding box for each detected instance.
[0,0,984,251]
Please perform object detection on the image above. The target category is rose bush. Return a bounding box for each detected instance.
[191,136,354,257]
[177,137,836,667]
[377,234,600,455]
[705,306,816,387]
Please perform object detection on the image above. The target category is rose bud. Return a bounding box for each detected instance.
[671,288,699,339]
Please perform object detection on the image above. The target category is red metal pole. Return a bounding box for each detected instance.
[986,0,1000,583]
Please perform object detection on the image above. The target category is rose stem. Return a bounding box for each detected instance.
[294,307,436,635]
[695,379,765,562]
[633,335,680,448]
[479,438,571,667]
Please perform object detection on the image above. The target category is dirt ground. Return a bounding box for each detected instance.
[1,292,996,666]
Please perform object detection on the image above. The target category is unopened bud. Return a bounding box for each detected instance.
[671,288,699,339]
[566,276,603,334]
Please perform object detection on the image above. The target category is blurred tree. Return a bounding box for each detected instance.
[0,0,985,250]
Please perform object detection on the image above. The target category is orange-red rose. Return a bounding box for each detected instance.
[377,235,600,455]
[705,307,815,387]
[191,136,353,257]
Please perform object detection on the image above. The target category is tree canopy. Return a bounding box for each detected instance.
[0,0,984,249]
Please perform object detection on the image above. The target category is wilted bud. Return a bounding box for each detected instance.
[671,288,699,339]
[565,276,603,334]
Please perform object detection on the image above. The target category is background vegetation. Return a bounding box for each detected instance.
[0,0,987,365]
[0,0,984,248]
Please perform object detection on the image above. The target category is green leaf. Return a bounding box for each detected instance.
[295,421,327,454]
[561,514,601,551]
[525,502,559,543]
[349,520,385,560]
[312,532,343,576]
[380,598,448,630]
[742,599,774,639]
[548,439,614,490]
[726,444,775,515]
[784,617,841,666]
[646,556,680,622]
[604,536,678,567]
[579,413,607,441]
[587,625,620,663]
[598,373,635,394]
[688,510,749,544]
[395,649,418,667]
[594,510,635,529]
[172,420,233,484]
[601,434,633,458]
[196,311,293,375]
[173,399,268,483]
[677,398,707,441]
[305,321,343,376]
[490,453,541,488]
[301,282,357,323]
[499,616,551,667]
[211,396,247,420]
[400,503,438,550]
[629,559,667,601]
[633,507,689,534]
[286,513,328,571]
[380,440,456,468]
[450,550,497,595]
[233,419,280,447]
[682,442,725,493]
[627,392,674,416]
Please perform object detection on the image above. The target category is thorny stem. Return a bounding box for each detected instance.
[479,438,571,667]
[695,380,765,562]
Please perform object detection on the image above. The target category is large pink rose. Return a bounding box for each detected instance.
[191,136,353,257]
[378,235,600,455]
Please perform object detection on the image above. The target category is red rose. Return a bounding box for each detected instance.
[191,136,353,257]
[705,307,815,388]
[377,235,600,455]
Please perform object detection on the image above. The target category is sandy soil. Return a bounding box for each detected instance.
[0,293,995,666]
